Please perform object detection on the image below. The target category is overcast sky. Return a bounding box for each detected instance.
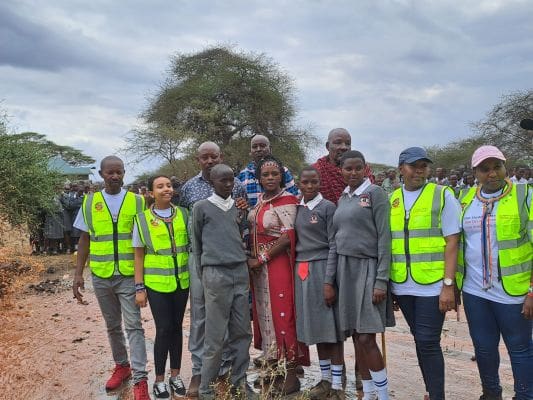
[2,0,532,181]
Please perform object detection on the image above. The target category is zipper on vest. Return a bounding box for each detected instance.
[112,221,119,266]
[404,216,411,271]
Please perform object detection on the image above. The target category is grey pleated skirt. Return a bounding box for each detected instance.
[295,259,341,345]
[335,255,395,335]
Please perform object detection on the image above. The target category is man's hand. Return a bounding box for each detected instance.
[324,283,336,307]
[235,197,248,210]
[439,285,456,313]
[135,291,147,308]
[372,288,386,305]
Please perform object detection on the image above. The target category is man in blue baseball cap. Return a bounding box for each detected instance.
[398,146,433,166]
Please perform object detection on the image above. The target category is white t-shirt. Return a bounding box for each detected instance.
[73,189,128,232]
[462,187,532,304]
[392,185,462,297]
[132,207,172,248]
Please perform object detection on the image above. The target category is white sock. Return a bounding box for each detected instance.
[319,359,331,382]
[370,368,389,400]
[362,379,376,400]
[331,364,343,390]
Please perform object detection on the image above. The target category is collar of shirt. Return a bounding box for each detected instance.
[343,178,371,198]
[299,192,323,210]
[207,192,235,212]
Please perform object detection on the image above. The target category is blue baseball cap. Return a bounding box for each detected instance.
[398,147,433,166]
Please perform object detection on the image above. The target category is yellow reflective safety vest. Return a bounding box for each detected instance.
[457,184,532,296]
[82,191,145,278]
[390,183,449,284]
[135,206,189,292]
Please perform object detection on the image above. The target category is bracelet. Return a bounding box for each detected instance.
[258,252,270,264]
[135,283,146,293]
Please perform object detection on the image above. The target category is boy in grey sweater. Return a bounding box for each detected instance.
[191,164,257,400]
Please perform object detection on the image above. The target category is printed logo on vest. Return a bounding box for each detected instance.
[392,198,400,208]
[95,202,104,211]
[150,218,159,227]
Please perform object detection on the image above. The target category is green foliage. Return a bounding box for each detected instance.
[0,133,62,226]
[426,90,533,171]
[130,45,315,175]
[11,132,95,165]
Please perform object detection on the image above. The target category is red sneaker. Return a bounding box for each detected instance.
[105,363,131,391]
[133,379,150,400]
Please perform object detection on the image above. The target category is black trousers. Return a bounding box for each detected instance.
[146,286,189,376]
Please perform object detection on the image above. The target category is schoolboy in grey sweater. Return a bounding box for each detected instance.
[190,164,256,400]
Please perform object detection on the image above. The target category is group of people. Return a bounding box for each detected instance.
[72,128,532,400]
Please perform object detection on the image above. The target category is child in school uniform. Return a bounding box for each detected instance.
[294,166,344,399]
[190,164,258,400]
[327,150,395,400]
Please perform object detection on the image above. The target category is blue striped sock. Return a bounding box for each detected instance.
[331,364,343,390]
[319,359,331,382]
[370,368,389,400]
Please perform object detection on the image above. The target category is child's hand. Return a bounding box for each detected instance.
[372,288,386,304]
[135,291,147,308]
[323,283,336,307]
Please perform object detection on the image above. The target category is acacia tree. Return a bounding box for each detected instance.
[133,45,314,173]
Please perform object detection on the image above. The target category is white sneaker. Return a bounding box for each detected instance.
[153,381,170,399]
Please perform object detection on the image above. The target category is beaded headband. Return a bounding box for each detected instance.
[261,160,281,169]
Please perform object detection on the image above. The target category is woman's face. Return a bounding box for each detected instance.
[150,177,173,203]
[341,157,366,189]
[298,170,320,202]
[260,164,282,194]
[400,160,430,191]
[474,158,506,193]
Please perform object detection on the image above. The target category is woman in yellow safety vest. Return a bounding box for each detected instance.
[133,175,190,399]
[389,147,461,400]
[457,145,532,400]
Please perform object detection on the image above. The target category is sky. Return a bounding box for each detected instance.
[1,0,532,181]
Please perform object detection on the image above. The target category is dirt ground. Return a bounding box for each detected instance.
[0,254,518,400]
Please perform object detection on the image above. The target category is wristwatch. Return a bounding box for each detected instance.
[443,278,454,287]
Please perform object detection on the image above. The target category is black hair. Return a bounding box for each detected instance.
[340,150,366,166]
[256,155,286,188]
[299,165,320,181]
[147,175,171,191]
[100,155,123,170]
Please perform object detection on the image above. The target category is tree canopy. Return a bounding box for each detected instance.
[427,90,533,170]
[127,45,315,174]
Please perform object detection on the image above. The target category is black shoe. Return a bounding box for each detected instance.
[169,375,186,396]
[479,392,503,400]
[153,381,170,399]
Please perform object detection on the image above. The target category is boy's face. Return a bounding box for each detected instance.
[212,171,234,199]
[99,160,125,192]
[298,170,320,202]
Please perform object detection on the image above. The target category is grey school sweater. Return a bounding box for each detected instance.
[325,184,391,290]
[295,198,336,262]
[191,200,247,267]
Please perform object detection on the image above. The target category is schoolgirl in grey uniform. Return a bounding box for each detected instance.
[327,150,394,400]
[294,166,343,399]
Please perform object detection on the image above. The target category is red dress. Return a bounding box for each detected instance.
[249,190,310,365]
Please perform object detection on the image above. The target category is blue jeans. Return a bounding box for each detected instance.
[396,295,445,400]
[463,292,533,400]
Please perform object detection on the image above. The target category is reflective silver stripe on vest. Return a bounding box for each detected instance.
[89,253,135,262]
[528,220,533,231]
[136,212,155,253]
[498,235,529,250]
[430,185,445,228]
[135,195,143,212]
[84,193,95,233]
[391,228,442,239]
[145,246,188,256]
[500,261,531,276]
[457,264,465,274]
[90,233,132,242]
[392,253,445,263]
[144,268,175,276]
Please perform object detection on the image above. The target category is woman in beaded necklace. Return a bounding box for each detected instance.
[458,145,532,400]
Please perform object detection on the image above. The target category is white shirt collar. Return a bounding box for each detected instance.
[343,178,371,198]
[207,193,235,212]
[299,193,323,211]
